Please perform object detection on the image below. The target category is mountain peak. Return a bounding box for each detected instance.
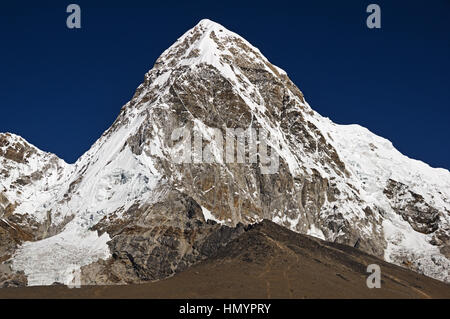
[0,132,26,145]
[0,132,39,163]
[152,18,286,77]
[2,20,450,287]
[195,18,227,31]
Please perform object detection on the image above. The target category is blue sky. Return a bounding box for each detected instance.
[1,0,449,169]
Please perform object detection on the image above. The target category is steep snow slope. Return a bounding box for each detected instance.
[8,113,163,285]
[0,133,71,234]
[2,19,449,285]
[310,116,450,281]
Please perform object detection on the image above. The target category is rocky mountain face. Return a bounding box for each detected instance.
[0,19,449,287]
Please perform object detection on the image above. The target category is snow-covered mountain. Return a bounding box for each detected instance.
[1,19,449,286]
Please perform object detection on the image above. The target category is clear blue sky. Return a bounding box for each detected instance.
[1,0,449,169]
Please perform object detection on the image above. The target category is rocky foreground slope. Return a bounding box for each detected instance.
[0,19,449,287]
[0,220,448,298]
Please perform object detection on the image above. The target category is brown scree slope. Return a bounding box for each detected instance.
[0,220,448,299]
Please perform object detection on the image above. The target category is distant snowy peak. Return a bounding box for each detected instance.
[318,119,450,209]
[0,133,69,219]
[0,132,56,165]
[0,132,69,177]
[1,19,449,286]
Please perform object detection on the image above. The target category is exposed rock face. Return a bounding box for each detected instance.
[0,266,27,288]
[81,189,246,284]
[384,179,440,234]
[1,19,449,286]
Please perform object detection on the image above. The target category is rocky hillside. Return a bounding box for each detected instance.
[1,220,449,298]
[0,19,449,287]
